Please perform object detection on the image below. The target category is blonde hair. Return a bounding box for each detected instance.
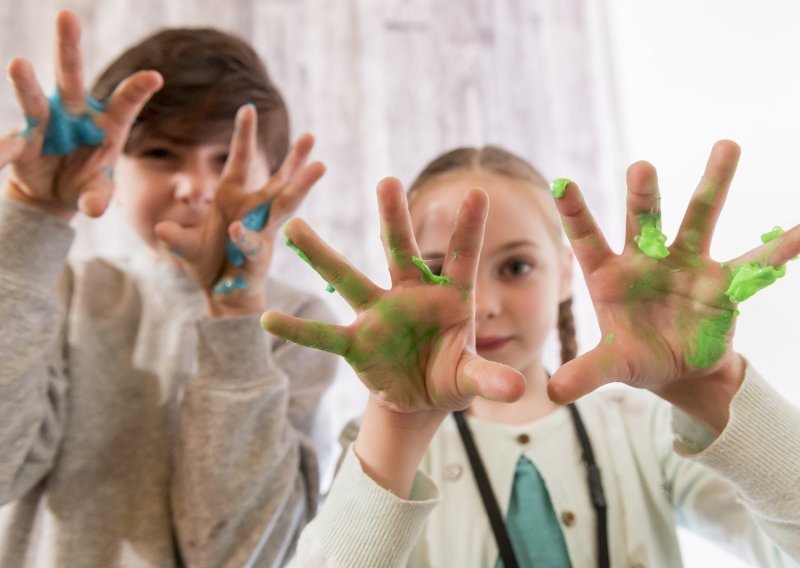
[408,145,577,364]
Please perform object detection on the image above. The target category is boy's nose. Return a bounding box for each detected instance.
[174,169,216,206]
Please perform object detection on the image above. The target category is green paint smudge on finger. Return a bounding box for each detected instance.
[635,213,669,260]
[761,226,784,243]
[603,332,616,344]
[550,177,572,199]
[726,262,786,303]
[284,237,313,266]
[412,256,452,286]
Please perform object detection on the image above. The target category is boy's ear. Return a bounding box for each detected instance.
[558,246,573,303]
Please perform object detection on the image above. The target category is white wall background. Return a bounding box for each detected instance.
[1,0,797,565]
[604,1,800,565]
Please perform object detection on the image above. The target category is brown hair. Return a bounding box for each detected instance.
[408,145,578,364]
[91,28,289,174]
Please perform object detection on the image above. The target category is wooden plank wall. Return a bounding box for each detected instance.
[0,0,614,419]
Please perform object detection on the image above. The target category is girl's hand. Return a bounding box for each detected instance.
[154,105,325,317]
[1,10,162,220]
[549,140,800,431]
[261,178,525,414]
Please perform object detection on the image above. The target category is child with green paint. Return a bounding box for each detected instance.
[264,142,800,566]
[0,10,336,567]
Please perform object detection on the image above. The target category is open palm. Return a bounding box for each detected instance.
[549,140,800,404]
[262,178,524,413]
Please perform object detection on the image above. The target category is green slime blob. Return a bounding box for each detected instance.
[550,177,572,199]
[411,256,453,286]
[634,213,669,260]
[687,308,737,368]
[761,226,784,243]
[725,263,786,303]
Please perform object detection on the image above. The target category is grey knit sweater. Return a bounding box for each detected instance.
[0,198,337,567]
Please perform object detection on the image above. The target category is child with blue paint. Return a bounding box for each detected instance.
[0,10,336,567]
[264,142,800,566]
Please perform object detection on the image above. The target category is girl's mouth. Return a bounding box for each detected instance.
[476,336,510,351]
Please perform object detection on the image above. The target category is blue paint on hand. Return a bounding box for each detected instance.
[212,276,248,295]
[226,201,272,266]
[18,115,40,139]
[42,92,106,155]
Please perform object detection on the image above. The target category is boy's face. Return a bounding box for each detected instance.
[114,132,270,261]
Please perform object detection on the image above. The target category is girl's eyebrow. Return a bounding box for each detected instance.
[495,240,539,253]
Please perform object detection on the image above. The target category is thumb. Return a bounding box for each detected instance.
[548,345,624,404]
[457,355,526,404]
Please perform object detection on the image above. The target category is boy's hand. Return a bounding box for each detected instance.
[548,140,800,432]
[1,10,162,220]
[154,105,325,317]
[261,178,525,414]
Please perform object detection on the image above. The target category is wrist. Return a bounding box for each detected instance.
[3,180,76,222]
[354,399,446,498]
[656,353,746,434]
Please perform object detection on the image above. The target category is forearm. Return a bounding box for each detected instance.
[354,399,446,499]
[172,315,316,566]
[0,197,72,501]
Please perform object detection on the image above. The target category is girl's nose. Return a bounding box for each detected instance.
[474,280,500,320]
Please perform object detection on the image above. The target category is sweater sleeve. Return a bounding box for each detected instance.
[0,198,72,505]
[291,445,439,568]
[666,364,800,563]
[171,293,337,568]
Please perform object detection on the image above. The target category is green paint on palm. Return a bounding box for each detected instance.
[603,332,616,344]
[626,270,667,303]
[687,309,737,368]
[412,256,453,286]
[726,262,786,303]
[550,177,572,199]
[635,213,669,260]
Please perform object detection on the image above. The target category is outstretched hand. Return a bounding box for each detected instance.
[1,10,162,219]
[549,140,800,427]
[262,178,525,413]
[154,105,325,315]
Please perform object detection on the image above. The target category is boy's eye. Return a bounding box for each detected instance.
[141,147,176,160]
[500,259,534,278]
[214,153,229,166]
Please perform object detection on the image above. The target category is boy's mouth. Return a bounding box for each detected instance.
[475,336,510,352]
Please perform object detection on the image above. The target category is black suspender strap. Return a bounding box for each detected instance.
[566,403,609,568]
[455,403,609,568]
[453,410,520,568]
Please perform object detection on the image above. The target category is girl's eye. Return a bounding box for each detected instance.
[422,259,444,276]
[500,259,534,278]
[214,153,229,166]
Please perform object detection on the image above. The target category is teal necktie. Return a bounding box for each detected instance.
[495,456,572,568]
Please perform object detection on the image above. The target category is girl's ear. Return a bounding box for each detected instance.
[558,246,574,303]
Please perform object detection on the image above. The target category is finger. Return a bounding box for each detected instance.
[272,133,314,184]
[441,188,488,289]
[54,10,86,113]
[77,172,115,218]
[674,140,741,255]
[0,130,27,168]
[625,161,668,259]
[101,70,163,144]
[229,221,266,262]
[729,223,800,268]
[547,345,625,404]
[8,58,49,127]
[221,104,257,185]
[377,177,422,283]
[284,218,381,310]
[457,355,526,404]
[257,161,325,232]
[261,311,351,356]
[552,179,614,275]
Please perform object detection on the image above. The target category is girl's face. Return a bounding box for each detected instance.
[410,170,572,377]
